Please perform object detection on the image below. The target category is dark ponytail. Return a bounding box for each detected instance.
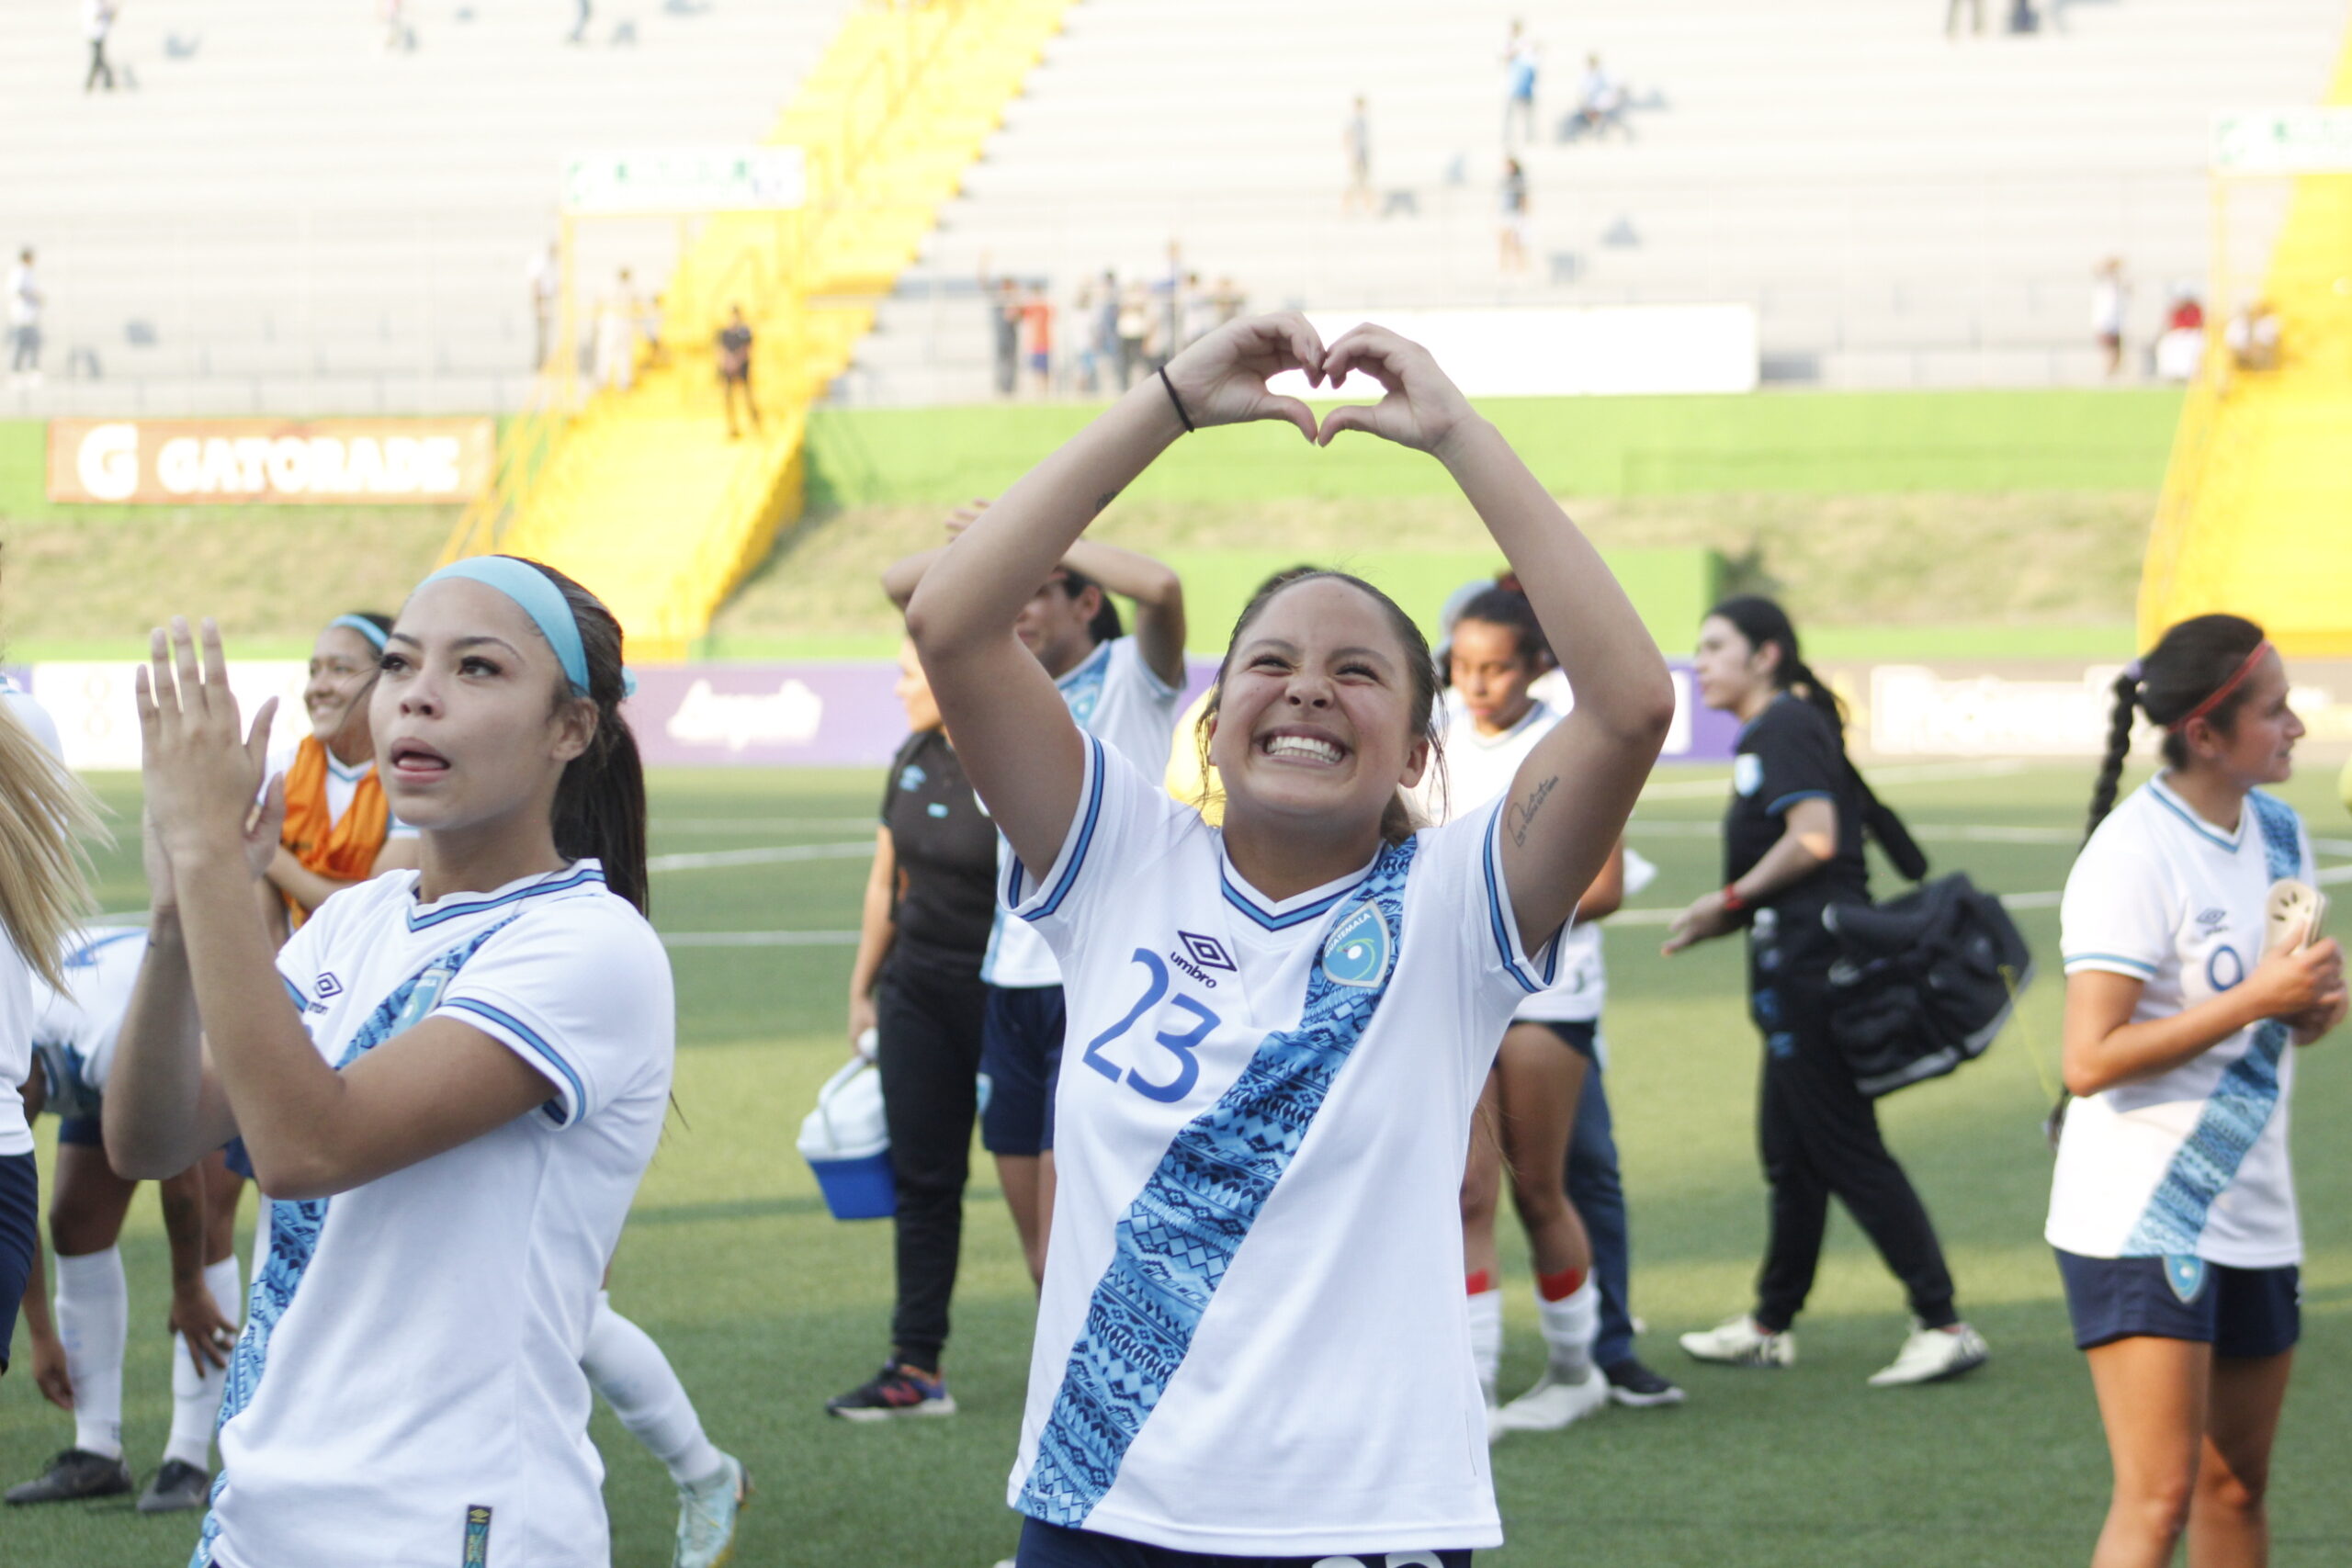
[1059,566,1125,645]
[1708,594,1845,740]
[522,561,650,916]
[2082,614,2266,844]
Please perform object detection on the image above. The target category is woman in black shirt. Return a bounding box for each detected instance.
[1662,597,1986,1387]
[828,642,1002,1420]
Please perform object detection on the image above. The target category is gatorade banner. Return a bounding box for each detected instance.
[46,418,495,505]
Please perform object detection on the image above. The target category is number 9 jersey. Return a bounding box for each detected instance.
[1004,737,1564,1557]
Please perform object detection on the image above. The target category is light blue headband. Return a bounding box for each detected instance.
[415,556,593,695]
[327,614,389,651]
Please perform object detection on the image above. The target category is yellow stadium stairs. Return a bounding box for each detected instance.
[444,0,1075,660]
[2140,44,2352,658]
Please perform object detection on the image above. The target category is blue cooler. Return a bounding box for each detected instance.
[798,1057,895,1221]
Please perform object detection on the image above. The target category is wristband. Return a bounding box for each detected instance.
[1720,884,1749,915]
[1158,366,1197,434]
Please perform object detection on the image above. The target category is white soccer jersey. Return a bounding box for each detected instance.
[0,677,65,1156]
[1005,738,1563,1554]
[1421,698,1605,1023]
[28,927,147,1120]
[2050,779,2313,1267]
[198,861,673,1568]
[984,636,1182,988]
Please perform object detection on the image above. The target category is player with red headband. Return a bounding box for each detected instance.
[2056,614,2345,1568]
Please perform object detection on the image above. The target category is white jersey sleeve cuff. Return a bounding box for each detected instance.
[1007,734,1108,928]
[436,997,591,1128]
[1482,803,1566,995]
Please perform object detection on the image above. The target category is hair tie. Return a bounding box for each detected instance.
[2165,640,2271,735]
[328,614,390,652]
[415,556,593,696]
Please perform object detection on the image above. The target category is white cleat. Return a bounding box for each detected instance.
[1497,1367,1611,1432]
[673,1452,748,1568]
[1868,1320,1989,1388]
[1678,1313,1796,1369]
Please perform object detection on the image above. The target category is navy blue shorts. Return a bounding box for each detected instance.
[2055,1248,2301,1359]
[981,984,1066,1156]
[1017,1519,1473,1568]
[222,1137,254,1182]
[1523,1019,1599,1060]
[0,1151,38,1371]
[56,1115,103,1147]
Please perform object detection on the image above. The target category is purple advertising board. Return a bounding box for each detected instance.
[625,660,1736,769]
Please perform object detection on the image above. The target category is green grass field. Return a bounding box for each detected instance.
[6,759,2351,1567]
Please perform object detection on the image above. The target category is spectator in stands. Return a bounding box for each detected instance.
[1155,240,1184,369]
[2226,298,2281,373]
[594,267,641,392]
[984,272,1020,400]
[84,0,119,92]
[1182,271,1218,351]
[1090,271,1120,393]
[527,243,560,370]
[380,0,413,53]
[569,0,592,45]
[2154,287,2205,383]
[1573,53,1628,141]
[1018,284,1054,400]
[1343,96,1374,215]
[7,249,40,389]
[1211,276,1245,329]
[1499,158,1531,273]
[1945,0,1984,36]
[1114,279,1149,389]
[716,304,760,438]
[1502,19,1541,148]
[2091,258,2127,379]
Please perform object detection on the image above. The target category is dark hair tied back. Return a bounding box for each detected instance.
[1451,585,1555,671]
[1707,594,1846,740]
[518,559,650,916]
[2082,614,2266,843]
[1058,566,1125,645]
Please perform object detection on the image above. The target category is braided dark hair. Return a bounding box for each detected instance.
[2083,614,2266,844]
[1707,594,1844,739]
[518,559,650,916]
[1196,569,1444,844]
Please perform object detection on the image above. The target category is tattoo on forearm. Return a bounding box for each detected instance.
[1090,487,1124,518]
[1509,775,1559,847]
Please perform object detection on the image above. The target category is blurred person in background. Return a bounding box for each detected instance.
[2093,258,2128,379]
[1947,0,1985,37]
[1115,279,1149,390]
[1182,272,1218,352]
[1574,53,1628,141]
[1666,596,1989,1389]
[84,0,119,92]
[568,0,592,44]
[1021,284,1056,400]
[1211,276,1245,330]
[2154,288,2205,383]
[1344,96,1374,214]
[7,249,40,389]
[988,272,1022,400]
[1090,271,1120,393]
[716,304,760,438]
[828,639,1001,1421]
[1502,18,1540,148]
[2226,299,2281,374]
[1498,159,1531,273]
[594,268,642,392]
[527,243,560,370]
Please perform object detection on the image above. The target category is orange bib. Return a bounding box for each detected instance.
[278,736,392,927]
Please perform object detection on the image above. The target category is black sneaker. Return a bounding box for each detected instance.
[1601,1357,1687,1408]
[5,1449,135,1505]
[136,1460,210,1514]
[824,1360,956,1422]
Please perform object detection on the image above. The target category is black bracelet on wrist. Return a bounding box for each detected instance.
[1157,366,1196,434]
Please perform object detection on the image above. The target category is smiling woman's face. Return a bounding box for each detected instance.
[370,578,594,834]
[305,625,381,749]
[1207,577,1429,834]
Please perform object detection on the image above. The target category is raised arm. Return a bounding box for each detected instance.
[907,315,1327,873]
[1060,540,1187,688]
[1318,325,1674,950]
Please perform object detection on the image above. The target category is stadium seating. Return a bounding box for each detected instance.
[841,0,2347,402]
[0,0,854,416]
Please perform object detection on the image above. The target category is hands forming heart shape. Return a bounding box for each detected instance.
[1159,313,1479,457]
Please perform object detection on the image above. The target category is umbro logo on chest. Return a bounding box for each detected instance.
[1170,931,1236,987]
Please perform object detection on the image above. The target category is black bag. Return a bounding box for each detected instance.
[1822,871,2036,1098]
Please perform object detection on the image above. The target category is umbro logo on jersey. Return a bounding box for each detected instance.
[315,974,344,999]
[2197,908,2228,929]
[1170,931,1234,988]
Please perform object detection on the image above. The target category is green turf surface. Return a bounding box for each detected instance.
[6,760,2350,1566]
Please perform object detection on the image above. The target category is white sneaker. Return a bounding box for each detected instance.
[1868,1320,1989,1387]
[1678,1314,1795,1369]
[1497,1366,1611,1432]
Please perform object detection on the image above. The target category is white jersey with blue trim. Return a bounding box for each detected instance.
[1421,695,1606,1022]
[2050,779,2313,1267]
[1004,738,1560,1554]
[983,635,1182,988]
[27,928,148,1121]
[198,860,673,1568]
[0,675,64,1156]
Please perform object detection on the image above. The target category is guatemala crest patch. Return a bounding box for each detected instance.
[2165,1254,2209,1305]
[1320,902,1391,987]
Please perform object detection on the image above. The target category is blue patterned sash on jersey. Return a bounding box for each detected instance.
[1016,835,1419,1528]
[193,916,519,1568]
[2122,793,2303,1258]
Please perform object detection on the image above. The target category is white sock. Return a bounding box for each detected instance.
[581,1292,723,1485]
[54,1247,128,1460]
[162,1256,242,1472]
[1466,1287,1503,1402]
[1536,1278,1600,1382]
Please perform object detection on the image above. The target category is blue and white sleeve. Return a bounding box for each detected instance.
[1422,800,1566,1011]
[1004,734,1184,949]
[2059,837,2170,982]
